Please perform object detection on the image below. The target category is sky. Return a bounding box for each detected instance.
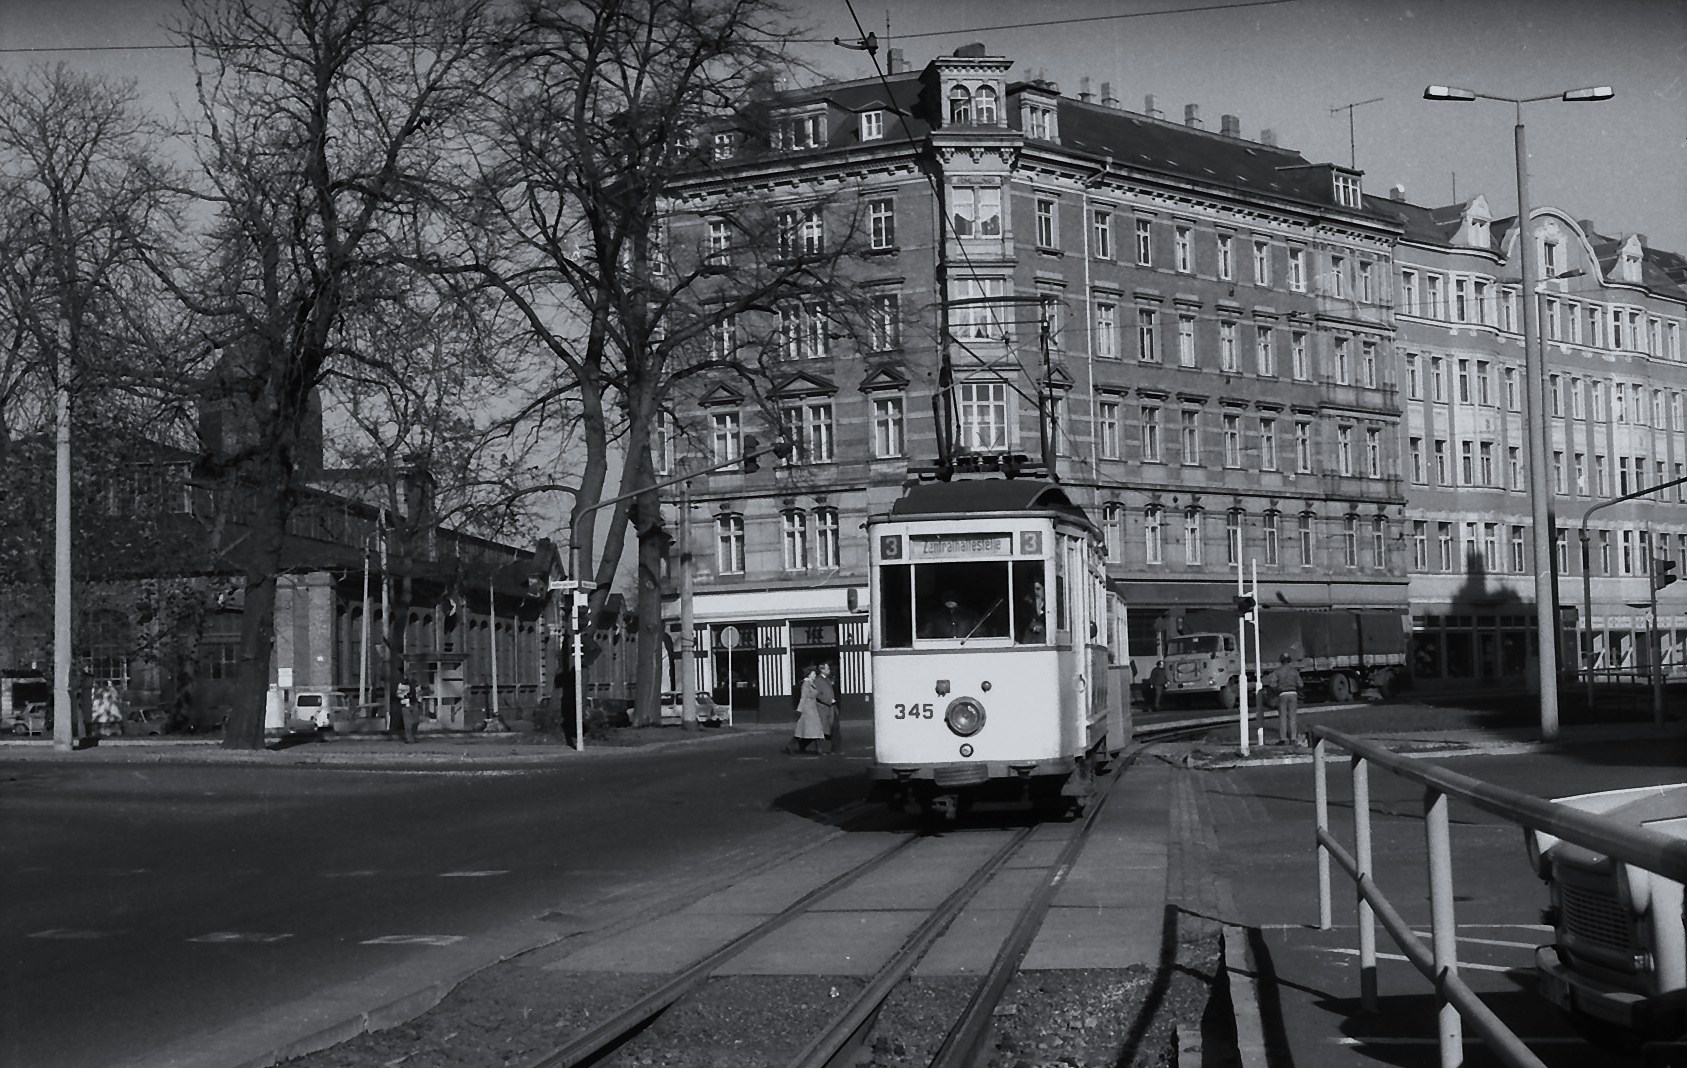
[1,0,1683,250]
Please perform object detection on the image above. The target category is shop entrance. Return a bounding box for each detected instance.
[710,624,760,719]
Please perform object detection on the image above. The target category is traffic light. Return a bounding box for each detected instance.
[1235,594,1256,617]
[1655,559,1678,591]
[742,434,761,473]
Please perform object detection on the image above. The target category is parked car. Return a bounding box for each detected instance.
[8,702,49,736]
[288,690,351,732]
[120,709,173,736]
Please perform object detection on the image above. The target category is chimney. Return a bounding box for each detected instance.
[1079,76,1093,103]
[1220,113,1240,138]
[1389,184,1407,202]
[1101,81,1118,108]
[886,47,904,74]
[1184,103,1201,128]
[1259,128,1277,146]
[1144,93,1162,119]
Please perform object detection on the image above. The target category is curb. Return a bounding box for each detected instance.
[1222,925,1270,1068]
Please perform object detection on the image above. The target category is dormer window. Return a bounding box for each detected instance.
[1332,171,1362,208]
[1468,217,1489,247]
[859,109,884,141]
[949,85,972,124]
[777,112,826,151]
[712,132,736,161]
[1619,238,1644,283]
[974,84,998,124]
[1023,100,1057,140]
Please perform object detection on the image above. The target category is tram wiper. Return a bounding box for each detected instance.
[960,598,1003,643]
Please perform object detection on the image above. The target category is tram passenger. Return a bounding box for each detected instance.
[1018,580,1048,644]
[922,590,979,639]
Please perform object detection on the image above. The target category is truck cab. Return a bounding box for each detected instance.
[1527,784,1687,1046]
[1162,632,1243,708]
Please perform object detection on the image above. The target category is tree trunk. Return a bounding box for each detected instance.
[222,483,284,750]
[632,518,667,727]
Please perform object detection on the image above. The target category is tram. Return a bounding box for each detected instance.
[866,478,1131,819]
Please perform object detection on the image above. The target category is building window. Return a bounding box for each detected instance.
[869,292,901,350]
[871,396,904,458]
[1140,404,1162,462]
[814,509,839,569]
[1294,420,1312,472]
[1263,512,1280,565]
[859,110,883,140]
[1409,437,1424,482]
[1093,210,1114,259]
[1175,225,1192,272]
[1144,506,1164,565]
[973,84,998,124]
[1337,425,1354,476]
[1217,234,1233,279]
[1102,503,1125,559]
[1298,512,1314,566]
[1504,366,1520,411]
[1411,521,1428,570]
[1138,307,1160,363]
[781,401,834,463]
[1334,337,1350,384]
[950,276,1006,339]
[709,315,737,361]
[948,85,973,124]
[1479,441,1494,486]
[1406,353,1421,398]
[782,510,810,571]
[1342,515,1358,567]
[711,131,736,160]
[868,198,896,249]
[1035,198,1056,247]
[1223,413,1241,467]
[951,185,1001,237]
[1329,256,1346,298]
[1177,315,1196,367]
[957,381,1009,450]
[1433,439,1448,484]
[1366,428,1382,478]
[1220,321,1238,372]
[712,411,741,465]
[1184,508,1204,565]
[778,113,824,150]
[1288,247,1306,292]
[1255,327,1275,376]
[1260,417,1277,471]
[1291,332,1309,380]
[1180,409,1201,466]
[1431,357,1447,401]
[1095,302,1119,359]
[1099,400,1121,459]
[1510,525,1526,572]
[706,219,732,266]
[1483,523,1499,572]
[1361,341,1377,388]
[1437,522,1453,571]
[1333,171,1361,207]
[779,301,828,359]
[1134,217,1151,264]
[1024,101,1055,139]
[1359,261,1375,303]
[716,514,745,574]
[1427,275,1444,318]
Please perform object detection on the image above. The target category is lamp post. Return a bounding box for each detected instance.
[1424,82,1613,741]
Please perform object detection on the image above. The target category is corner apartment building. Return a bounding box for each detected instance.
[1383,192,1687,688]
[658,44,1411,720]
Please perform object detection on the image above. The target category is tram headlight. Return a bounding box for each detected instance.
[945,697,985,737]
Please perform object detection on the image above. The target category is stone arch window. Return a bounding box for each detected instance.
[949,84,973,125]
[973,84,998,124]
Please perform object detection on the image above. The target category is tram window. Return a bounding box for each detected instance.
[1054,539,1069,636]
[1012,560,1047,643]
[914,561,1010,640]
[879,565,913,648]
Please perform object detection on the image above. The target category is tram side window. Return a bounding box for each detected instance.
[879,565,913,648]
[1012,560,1047,643]
[914,561,1011,639]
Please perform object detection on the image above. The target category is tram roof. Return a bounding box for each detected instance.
[886,479,1091,526]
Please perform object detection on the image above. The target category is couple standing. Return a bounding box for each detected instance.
[784,662,838,755]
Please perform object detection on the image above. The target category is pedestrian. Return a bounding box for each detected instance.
[399,676,424,743]
[784,665,825,755]
[816,663,841,753]
[1270,653,1303,744]
[1146,660,1167,711]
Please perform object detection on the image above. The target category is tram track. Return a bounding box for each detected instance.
[501,753,1134,1068]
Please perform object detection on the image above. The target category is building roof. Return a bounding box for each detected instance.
[1367,195,1480,248]
[887,478,1090,525]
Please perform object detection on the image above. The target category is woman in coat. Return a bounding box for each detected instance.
[784,665,826,755]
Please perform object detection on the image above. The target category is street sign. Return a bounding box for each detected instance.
[548,579,598,593]
[719,625,741,650]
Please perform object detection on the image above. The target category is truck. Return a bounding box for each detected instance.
[1157,608,1407,709]
[1527,784,1687,1049]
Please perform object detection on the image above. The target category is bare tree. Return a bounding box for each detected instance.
[442,0,870,724]
[166,0,495,748]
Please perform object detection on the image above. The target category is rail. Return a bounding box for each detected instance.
[1311,724,1687,1068]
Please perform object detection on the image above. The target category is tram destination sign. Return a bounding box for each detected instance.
[910,532,1012,557]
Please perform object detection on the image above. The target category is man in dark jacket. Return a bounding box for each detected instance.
[1270,653,1303,744]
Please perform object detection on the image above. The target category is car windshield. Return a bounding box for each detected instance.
[297,695,322,707]
[1167,634,1224,656]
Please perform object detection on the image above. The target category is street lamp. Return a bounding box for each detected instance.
[1424,82,1613,742]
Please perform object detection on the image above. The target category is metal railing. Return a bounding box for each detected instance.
[1312,724,1687,1068]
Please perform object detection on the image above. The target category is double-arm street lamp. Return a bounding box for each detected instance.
[1424,82,1613,741]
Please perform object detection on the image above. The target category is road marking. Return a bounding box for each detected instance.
[1319,947,1523,973]
[324,870,381,878]
[1336,1036,1585,1046]
[440,870,509,878]
[27,928,107,940]
[361,934,466,946]
[1410,930,1543,950]
[189,932,294,944]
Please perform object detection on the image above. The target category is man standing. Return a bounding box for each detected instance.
[1146,661,1167,712]
[816,663,840,753]
[1270,653,1303,744]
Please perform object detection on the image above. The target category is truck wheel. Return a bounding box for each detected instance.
[1329,673,1353,703]
[1373,669,1397,699]
[1218,681,1239,710]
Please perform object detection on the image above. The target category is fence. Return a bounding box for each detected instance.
[1312,724,1687,1067]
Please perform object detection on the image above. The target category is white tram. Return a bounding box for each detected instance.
[867,479,1131,819]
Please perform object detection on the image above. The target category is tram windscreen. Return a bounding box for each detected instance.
[877,559,1048,647]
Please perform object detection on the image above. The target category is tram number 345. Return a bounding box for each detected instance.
[892,702,935,720]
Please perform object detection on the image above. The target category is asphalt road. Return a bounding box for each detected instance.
[0,731,862,1068]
